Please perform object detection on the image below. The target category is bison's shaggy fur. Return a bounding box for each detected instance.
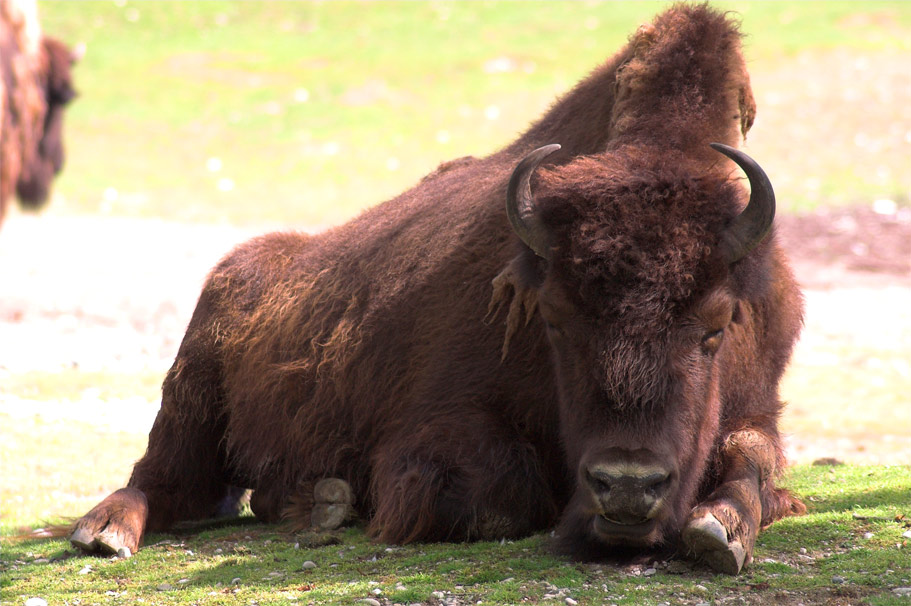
[70,3,804,574]
[0,0,76,225]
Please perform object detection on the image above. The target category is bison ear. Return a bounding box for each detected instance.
[711,143,775,264]
[506,144,561,260]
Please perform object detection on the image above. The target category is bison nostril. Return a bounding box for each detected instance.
[643,471,672,496]
[586,469,616,495]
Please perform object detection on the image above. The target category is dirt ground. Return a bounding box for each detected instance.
[0,204,910,463]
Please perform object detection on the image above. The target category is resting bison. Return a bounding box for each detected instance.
[0,0,78,225]
[69,4,804,574]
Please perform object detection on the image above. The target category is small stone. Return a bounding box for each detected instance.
[302,560,317,570]
[231,577,242,585]
[832,576,847,584]
[25,599,48,606]
[432,591,445,599]
[78,565,92,575]
[33,558,49,564]
[799,547,807,554]
[116,547,132,559]
[372,588,382,595]
[214,548,223,554]
[360,600,381,606]
[565,599,578,606]
[864,532,874,539]
[694,584,708,593]
[893,587,911,596]
[156,584,173,591]
[902,530,911,539]
[643,567,657,577]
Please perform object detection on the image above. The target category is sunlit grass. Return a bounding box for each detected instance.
[35,1,911,228]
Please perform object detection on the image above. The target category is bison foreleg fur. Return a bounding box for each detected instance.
[682,428,804,574]
[367,421,558,544]
[71,342,235,555]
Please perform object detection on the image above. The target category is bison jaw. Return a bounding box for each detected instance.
[592,515,661,545]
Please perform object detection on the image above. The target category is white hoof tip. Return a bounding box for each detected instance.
[701,540,747,575]
[313,478,354,505]
[69,528,96,552]
[94,532,124,555]
[682,514,728,553]
[311,503,352,530]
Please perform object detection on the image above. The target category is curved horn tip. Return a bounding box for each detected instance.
[709,142,777,263]
[506,144,562,260]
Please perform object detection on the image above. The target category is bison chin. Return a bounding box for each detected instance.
[552,491,680,562]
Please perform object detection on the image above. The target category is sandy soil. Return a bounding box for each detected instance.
[1,205,910,463]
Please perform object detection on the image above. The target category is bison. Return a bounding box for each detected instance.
[0,0,78,226]
[68,3,804,574]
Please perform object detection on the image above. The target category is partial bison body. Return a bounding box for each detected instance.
[0,0,78,225]
[70,4,804,574]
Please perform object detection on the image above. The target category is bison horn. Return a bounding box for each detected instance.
[506,144,562,259]
[710,142,776,264]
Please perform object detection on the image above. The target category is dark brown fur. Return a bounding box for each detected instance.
[70,4,804,569]
[1,0,76,225]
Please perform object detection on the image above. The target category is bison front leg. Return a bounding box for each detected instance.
[69,338,235,556]
[681,429,804,574]
[69,488,148,556]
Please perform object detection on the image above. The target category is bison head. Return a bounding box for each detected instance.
[15,36,78,207]
[506,143,775,558]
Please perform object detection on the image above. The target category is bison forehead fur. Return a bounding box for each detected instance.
[67,2,805,574]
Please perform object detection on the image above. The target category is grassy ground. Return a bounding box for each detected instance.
[2,462,909,606]
[31,1,911,227]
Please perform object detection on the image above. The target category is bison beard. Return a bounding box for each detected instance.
[68,3,805,574]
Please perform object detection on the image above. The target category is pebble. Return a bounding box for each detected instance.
[302,560,317,570]
[893,587,911,596]
[116,547,132,559]
[360,600,381,606]
[903,530,911,539]
[78,565,92,575]
[231,577,242,585]
[643,567,657,577]
[864,532,875,539]
[156,584,173,591]
[832,576,847,584]
[694,584,708,593]
[432,591,445,598]
[25,599,48,606]
[565,599,578,606]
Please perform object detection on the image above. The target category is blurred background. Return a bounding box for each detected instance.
[1,1,910,530]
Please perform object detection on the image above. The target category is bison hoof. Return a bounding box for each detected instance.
[310,478,355,531]
[69,527,97,552]
[681,513,746,575]
[70,527,133,556]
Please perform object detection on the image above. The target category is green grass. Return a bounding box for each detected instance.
[30,1,911,228]
[2,465,909,606]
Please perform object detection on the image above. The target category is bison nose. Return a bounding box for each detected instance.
[585,465,673,525]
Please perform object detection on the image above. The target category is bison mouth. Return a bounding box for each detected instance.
[592,514,661,545]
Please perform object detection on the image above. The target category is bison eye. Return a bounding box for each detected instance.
[701,329,724,354]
